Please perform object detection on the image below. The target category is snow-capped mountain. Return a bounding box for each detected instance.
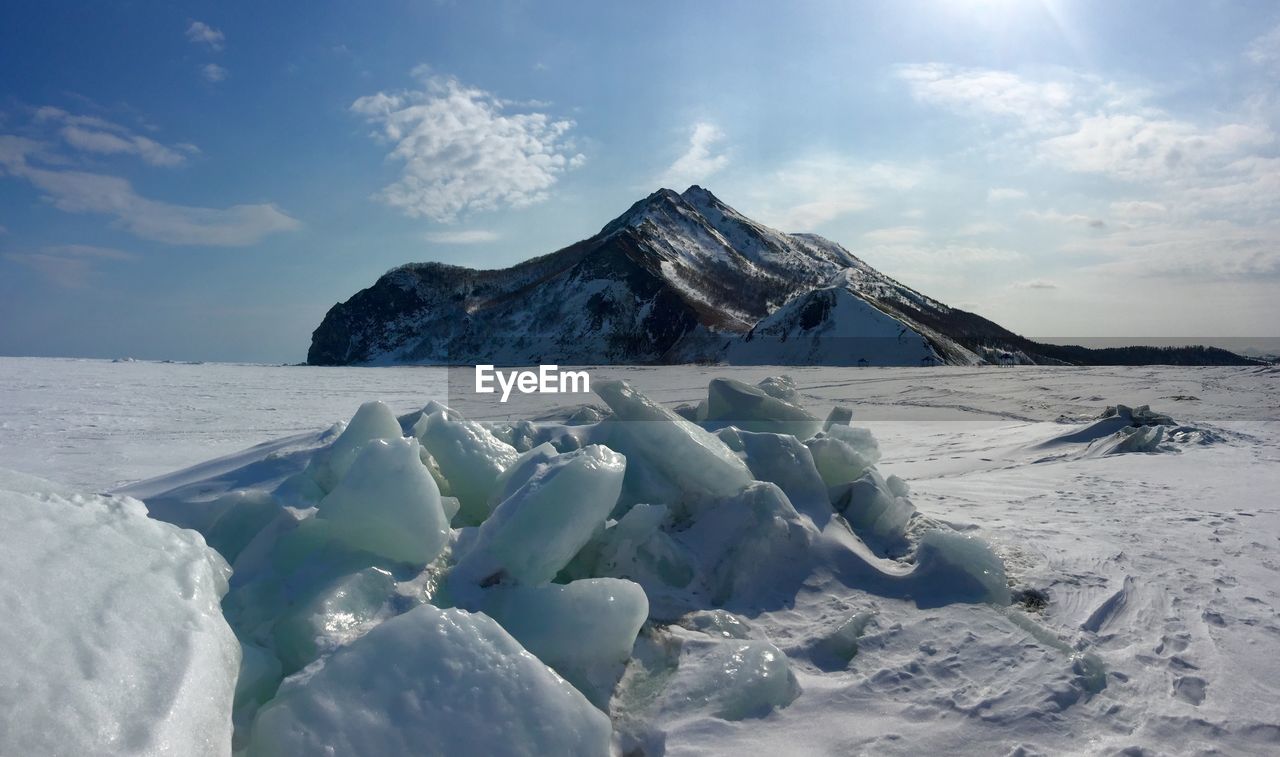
[307,187,1258,367]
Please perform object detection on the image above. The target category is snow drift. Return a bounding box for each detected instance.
[0,470,239,756]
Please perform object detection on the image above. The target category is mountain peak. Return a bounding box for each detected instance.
[597,186,734,235]
[679,184,717,203]
[598,186,701,237]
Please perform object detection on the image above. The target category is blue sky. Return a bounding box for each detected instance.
[1,0,1277,362]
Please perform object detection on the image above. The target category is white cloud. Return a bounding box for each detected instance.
[862,226,926,244]
[422,229,499,244]
[34,107,126,132]
[1,115,299,245]
[1246,24,1280,68]
[659,122,729,188]
[45,243,137,260]
[897,63,1078,132]
[956,221,1008,236]
[899,63,1276,214]
[1039,114,1271,181]
[1062,220,1280,280]
[1024,209,1108,229]
[1109,200,1167,220]
[28,167,298,245]
[857,244,1022,294]
[186,21,225,51]
[351,72,584,222]
[1012,279,1058,290]
[33,108,196,167]
[3,244,137,288]
[900,60,1280,294]
[0,138,299,246]
[987,187,1026,202]
[60,125,191,166]
[868,243,1022,267]
[736,156,924,230]
[201,64,228,83]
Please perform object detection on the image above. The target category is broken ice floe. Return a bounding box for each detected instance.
[109,375,1108,754]
[1035,403,1221,460]
[248,603,612,757]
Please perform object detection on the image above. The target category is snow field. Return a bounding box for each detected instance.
[2,359,1277,755]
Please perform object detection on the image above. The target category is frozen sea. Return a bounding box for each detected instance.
[1,356,1278,755]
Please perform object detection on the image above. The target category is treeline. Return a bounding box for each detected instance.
[1025,342,1263,366]
[964,337,1263,366]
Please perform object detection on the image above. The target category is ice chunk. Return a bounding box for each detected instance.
[659,635,800,720]
[829,469,916,550]
[823,405,853,430]
[567,405,611,425]
[715,426,744,451]
[1086,424,1167,456]
[1073,651,1109,694]
[678,609,754,640]
[452,444,626,587]
[271,567,396,675]
[272,470,326,508]
[418,447,453,496]
[203,489,281,563]
[222,514,397,648]
[415,408,519,525]
[234,642,283,745]
[0,476,239,757]
[1099,403,1175,427]
[487,441,559,511]
[672,403,701,421]
[595,380,751,515]
[734,430,832,524]
[1038,403,1173,449]
[703,377,822,439]
[756,374,799,402]
[317,437,450,566]
[248,604,612,757]
[584,504,697,599]
[911,529,1010,608]
[482,578,649,707]
[227,508,307,592]
[804,425,881,487]
[684,482,815,607]
[571,503,697,613]
[811,610,877,670]
[1039,402,1204,459]
[825,423,882,459]
[488,418,539,452]
[998,605,1108,695]
[307,401,404,493]
[440,495,461,522]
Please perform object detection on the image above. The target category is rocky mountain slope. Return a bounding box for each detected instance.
[307,187,1257,367]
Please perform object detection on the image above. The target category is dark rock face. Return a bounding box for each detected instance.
[308,187,1262,367]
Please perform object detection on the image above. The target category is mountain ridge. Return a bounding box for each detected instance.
[307,187,1259,367]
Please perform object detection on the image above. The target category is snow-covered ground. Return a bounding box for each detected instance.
[1,357,1278,755]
